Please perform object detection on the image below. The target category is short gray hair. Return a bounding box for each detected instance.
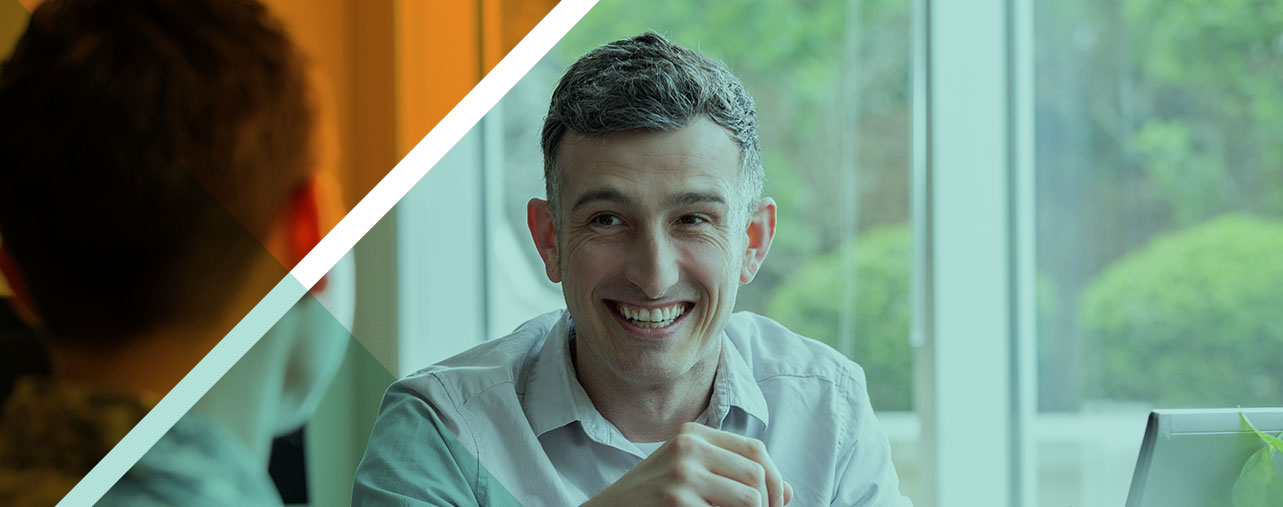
[540,32,763,219]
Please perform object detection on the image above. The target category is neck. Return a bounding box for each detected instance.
[44,255,286,466]
[48,328,224,400]
[573,336,722,443]
[47,324,283,467]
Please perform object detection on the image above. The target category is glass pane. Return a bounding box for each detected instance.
[1034,1,1283,505]
[488,0,919,500]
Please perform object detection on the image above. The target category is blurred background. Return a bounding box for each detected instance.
[3,0,1281,505]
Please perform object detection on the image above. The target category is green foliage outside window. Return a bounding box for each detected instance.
[1036,0,1283,410]
[1080,214,1283,407]
[766,225,912,411]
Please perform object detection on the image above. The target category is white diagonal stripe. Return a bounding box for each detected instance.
[292,0,599,290]
[58,1,598,504]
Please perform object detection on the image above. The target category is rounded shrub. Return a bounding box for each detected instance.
[766,225,912,411]
[1080,214,1283,407]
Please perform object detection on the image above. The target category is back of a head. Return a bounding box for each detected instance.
[540,32,764,219]
[0,0,314,343]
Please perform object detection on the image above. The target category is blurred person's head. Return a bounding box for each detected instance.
[0,0,319,347]
[527,32,776,391]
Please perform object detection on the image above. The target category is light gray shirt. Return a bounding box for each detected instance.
[352,310,911,506]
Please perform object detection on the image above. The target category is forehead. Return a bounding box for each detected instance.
[557,117,742,205]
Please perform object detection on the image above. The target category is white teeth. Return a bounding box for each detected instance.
[616,303,688,326]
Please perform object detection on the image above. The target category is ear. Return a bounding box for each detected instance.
[740,197,777,284]
[271,177,327,291]
[0,246,42,328]
[284,178,323,265]
[527,198,562,283]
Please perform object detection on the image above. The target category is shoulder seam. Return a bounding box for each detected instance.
[457,380,518,407]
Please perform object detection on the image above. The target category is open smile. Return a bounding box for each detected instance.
[606,300,695,334]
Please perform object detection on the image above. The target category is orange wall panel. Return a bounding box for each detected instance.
[396,0,481,159]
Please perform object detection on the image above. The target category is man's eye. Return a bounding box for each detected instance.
[592,214,622,227]
[678,215,708,226]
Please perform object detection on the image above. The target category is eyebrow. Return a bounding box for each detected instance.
[667,191,727,208]
[570,188,729,212]
[571,188,634,212]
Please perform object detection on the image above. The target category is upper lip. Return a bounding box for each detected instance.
[608,300,694,310]
[609,300,692,325]
[608,300,697,311]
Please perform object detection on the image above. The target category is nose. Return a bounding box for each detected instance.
[624,226,680,299]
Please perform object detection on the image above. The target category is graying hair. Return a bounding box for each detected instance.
[540,31,763,220]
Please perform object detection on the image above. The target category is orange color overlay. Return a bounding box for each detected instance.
[0,0,558,291]
[260,0,559,221]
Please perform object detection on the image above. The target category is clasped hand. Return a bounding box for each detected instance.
[582,422,794,507]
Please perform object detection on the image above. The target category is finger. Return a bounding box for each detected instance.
[698,469,765,507]
[685,425,785,507]
[783,480,793,505]
[697,442,770,507]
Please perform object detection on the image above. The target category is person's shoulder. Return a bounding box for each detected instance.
[724,311,867,387]
[102,414,283,506]
[390,310,565,409]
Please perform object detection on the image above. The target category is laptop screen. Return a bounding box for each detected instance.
[1126,408,1283,507]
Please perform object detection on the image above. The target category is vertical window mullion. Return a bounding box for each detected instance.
[918,0,1015,506]
[1009,0,1039,504]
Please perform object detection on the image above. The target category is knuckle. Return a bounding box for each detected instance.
[736,488,762,507]
[670,460,698,483]
[658,489,685,507]
[745,438,767,459]
[747,462,766,484]
[671,433,700,454]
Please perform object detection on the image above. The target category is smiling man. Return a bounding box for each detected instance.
[354,32,911,506]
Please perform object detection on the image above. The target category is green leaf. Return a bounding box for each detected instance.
[1232,445,1283,507]
[1241,413,1283,455]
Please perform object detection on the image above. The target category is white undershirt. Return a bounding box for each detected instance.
[634,441,664,457]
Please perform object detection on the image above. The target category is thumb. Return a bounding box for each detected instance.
[783,480,793,505]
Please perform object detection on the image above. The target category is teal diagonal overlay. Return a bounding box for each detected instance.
[351,381,522,506]
[59,275,308,506]
[92,278,346,505]
[81,275,521,506]
[46,0,598,503]
[306,328,396,506]
[305,293,520,506]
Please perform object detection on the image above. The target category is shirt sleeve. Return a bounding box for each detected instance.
[351,378,491,507]
[832,365,914,507]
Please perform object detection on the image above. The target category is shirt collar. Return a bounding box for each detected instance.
[701,334,770,430]
[522,311,771,441]
[523,312,608,440]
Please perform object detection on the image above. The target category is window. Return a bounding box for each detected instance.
[1032,1,1283,505]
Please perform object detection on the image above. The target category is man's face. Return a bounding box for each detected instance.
[531,117,773,388]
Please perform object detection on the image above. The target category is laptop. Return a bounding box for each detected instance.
[1126,408,1283,507]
